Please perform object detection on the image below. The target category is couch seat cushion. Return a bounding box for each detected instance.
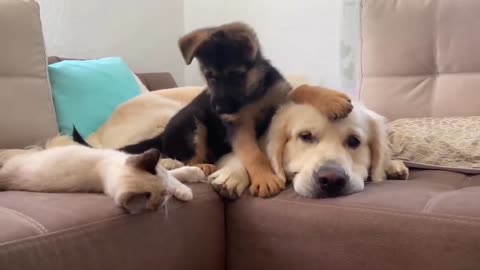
[0,184,225,270]
[226,170,480,270]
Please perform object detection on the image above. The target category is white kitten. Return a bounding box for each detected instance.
[0,145,204,214]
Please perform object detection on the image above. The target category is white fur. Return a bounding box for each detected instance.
[0,145,205,213]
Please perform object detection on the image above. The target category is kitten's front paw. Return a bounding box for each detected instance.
[170,184,193,201]
[169,166,206,183]
[159,158,185,170]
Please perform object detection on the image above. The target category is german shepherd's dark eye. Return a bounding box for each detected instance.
[346,135,360,149]
[204,70,213,77]
[299,131,316,143]
[204,71,217,84]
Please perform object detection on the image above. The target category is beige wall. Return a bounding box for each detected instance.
[37,1,350,91]
[183,0,344,90]
[38,0,186,85]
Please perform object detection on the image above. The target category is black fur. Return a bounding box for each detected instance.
[119,91,231,163]
[77,23,289,166]
[72,126,92,148]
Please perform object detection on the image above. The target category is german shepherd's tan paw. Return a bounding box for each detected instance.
[249,172,285,198]
[321,91,353,120]
[289,85,353,120]
[194,163,216,176]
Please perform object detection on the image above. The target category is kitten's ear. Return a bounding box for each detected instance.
[127,149,161,175]
[178,27,212,64]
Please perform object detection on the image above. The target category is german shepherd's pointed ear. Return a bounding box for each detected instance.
[178,27,212,65]
[217,22,260,61]
[127,149,161,175]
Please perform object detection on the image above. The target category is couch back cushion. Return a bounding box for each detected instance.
[360,0,480,120]
[0,0,58,148]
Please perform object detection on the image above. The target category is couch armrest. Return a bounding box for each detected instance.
[136,72,177,91]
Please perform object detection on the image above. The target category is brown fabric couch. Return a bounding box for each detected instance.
[1,0,480,270]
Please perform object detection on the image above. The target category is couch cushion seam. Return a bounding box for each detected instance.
[0,206,48,234]
[421,189,462,214]
[0,195,220,246]
[364,71,480,78]
[271,198,480,225]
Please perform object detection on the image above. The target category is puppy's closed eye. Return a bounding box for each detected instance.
[298,131,317,143]
[345,135,361,149]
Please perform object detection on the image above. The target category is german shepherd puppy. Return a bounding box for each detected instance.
[112,22,353,197]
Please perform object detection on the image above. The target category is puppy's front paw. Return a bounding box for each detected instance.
[193,163,216,176]
[322,91,353,120]
[209,166,249,199]
[289,85,353,120]
[386,160,409,180]
[249,172,285,198]
[370,169,386,183]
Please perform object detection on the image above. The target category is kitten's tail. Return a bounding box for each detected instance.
[72,125,93,148]
[119,134,164,155]
[0,147,42,167]
[0,149,39,190]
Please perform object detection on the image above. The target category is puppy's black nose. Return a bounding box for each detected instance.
[314,165,347,196]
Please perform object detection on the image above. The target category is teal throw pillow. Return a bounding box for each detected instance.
[49,57,141,137]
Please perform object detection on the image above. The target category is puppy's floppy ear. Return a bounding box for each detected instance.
[127,149,161,175]
[265,108,291,182]
[178,27,212,65]
[366,109,390,182]
[289,84,353,120]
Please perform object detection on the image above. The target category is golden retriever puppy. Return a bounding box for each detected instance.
[210,87,409,198]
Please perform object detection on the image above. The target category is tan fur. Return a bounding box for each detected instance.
[152,86,204,105]
[289,84,353,120]
[225,82,354,197]
[367,110,390,182]
[245,63,260,95]
[42,86,204,150]
[18,81,354,199]
[225,80,291,197]
[187,121,210,170]
[193,164,217,176]
[208,100,410,199]
[262,102,409,198]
